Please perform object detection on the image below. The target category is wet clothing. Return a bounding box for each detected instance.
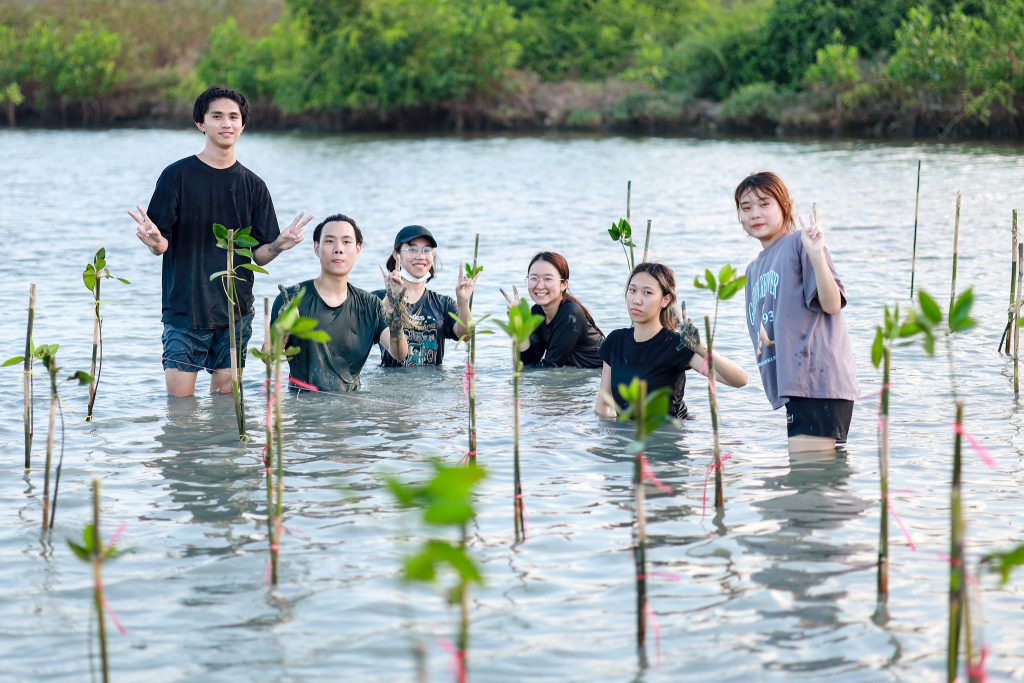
[146,155,279,329]
[785,397,854,443]
[600,327,695,419]
[161,312,254,372]
[744,231,858,410]
[272,280,387,392]
[521,300,604,369]
[372,288,458,367]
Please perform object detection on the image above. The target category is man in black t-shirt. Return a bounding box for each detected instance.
[272,214,409,392]
[128,86,311,397]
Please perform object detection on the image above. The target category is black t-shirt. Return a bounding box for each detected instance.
[147,155,279,328]
[372,288,458,367]
[271,280,387,393]
[599,327,696,419]
[520,300,604,369]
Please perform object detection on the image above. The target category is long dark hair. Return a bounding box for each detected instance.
[528,252,603,335]
[627,262,682,331]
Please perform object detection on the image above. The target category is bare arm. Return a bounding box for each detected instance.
[452,264,478,338]
[594,362,618,418]
[800,212,842,315]
[379,326,409,361]
[253,212,313,266]
[688,345,748,388]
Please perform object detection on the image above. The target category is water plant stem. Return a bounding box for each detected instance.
[642,219,652,263]
[262,298,277,583]
[1016,243,1023,396]
[91,478,110,683]
[226,229,247,440]
[42,354,57,531]
[1003,211,1017,353]
[23,283,35,469]
[910,160,921,299]
[271,321,285,585]
[468,233,480,464]
[633,381,648,658]
[512,341,525,542]
[877,346,891,596]
[626,180,631,226]
[948,401,965,682]
[949,192,961,328]
[704,316,724,510]
[87,276,101,421]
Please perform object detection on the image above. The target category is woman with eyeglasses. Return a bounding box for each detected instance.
[373,225,477,366]
[501,252,604,368]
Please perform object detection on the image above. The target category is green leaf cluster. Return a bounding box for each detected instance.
[83,247,130,295]
[67,524,121,562]
[3,341,59,369]
[607,217,634,247]
[693,263,746,302]
[614,377,671,452]
[874,289,976,361]
[495,298,544,345]
[387,461,485,589]
[982,542,1024,586]
[464,263,484,279]
[210,224,269,282]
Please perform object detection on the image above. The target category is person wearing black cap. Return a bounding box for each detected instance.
[372,225,478,366]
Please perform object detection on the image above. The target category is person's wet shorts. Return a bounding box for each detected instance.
[161,313,254,373]
[785,397,854,444]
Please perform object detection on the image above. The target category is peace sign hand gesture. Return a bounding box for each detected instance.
[128,205,167,255]
[798,210,826,259]
[274,211,313,253]
[500,285,521,310]
[455,263,479,308]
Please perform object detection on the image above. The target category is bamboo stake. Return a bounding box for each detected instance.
[704,316,724,510]
[1004,211,1017,353]
[642,219,652,263]
[41,355,57,531]
[949,192,961,328]
[512,341,525,542]
[262,298,277,583]
[877,346,891,596]
[227,230,247,440]
[633,381,648,659]
[91,479,110,683]
[1016,243,1022,395]
[626,180,631,227]
[87,276,101,421]
[271,322,285,585]
[468,233,480,463]
[910,160,922,299]
[948,402,965,682]
[24,283,35,469]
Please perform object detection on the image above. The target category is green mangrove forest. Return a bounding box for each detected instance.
[0,0,1022,137]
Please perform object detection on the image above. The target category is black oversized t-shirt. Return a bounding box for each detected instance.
[599,327,696,419]
[520,300,604,369]
[371,288,458,367]
[271,280,387,393]
[147,155,279,329]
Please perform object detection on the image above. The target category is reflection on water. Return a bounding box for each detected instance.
[1,131,1023,681]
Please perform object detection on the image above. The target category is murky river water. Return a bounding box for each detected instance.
[1,129,1023,682]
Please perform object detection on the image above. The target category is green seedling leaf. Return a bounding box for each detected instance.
[704,269,717,294]
[424,498,475,525]
[95,247,106,262]
[718,263,736,284]
[608,225,621,241]
[290,317,319,333]
[620,219,632,239]
[213,223,229,240]
[692,276,708,290]
[240,263,269,275]
[718,278,745,301]
[386,477,418,507]
[293,330,331,343]
[465,263,484,278]
[2,356,25,367]
[67,540,91,562]
[871,328,884,368]
[248,347,267,362]
[68,370,93,385]
[83,266,97,293]
[235,248,254,259]
[923,331,936,356]
[115,277,131,285]
[234,235,260,248]
[918,290,942,325]
[983,542,1024,585]
[209,270,230,281]
[949,288,976,332]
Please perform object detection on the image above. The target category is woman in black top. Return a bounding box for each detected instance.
[502,252,604,368]
[595,262,747,419]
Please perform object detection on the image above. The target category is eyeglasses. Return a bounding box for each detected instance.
[400,246,434,256]
[525,275,564,287]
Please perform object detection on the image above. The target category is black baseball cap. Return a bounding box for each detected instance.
[394,225,437,249]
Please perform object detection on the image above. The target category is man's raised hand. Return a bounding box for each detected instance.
[275,211,313,252]
[128,205,167,254]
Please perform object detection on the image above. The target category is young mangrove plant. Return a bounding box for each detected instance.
[211,223,267,441]
[607,218,636,274]
[22,283,36,469]
[451,236,486,464]
[387,461,486,683]
[82,248,130,421]
[495,298,543,543]
[900,287,977,682]
[68,478,123,683]
[250,292,329,586]
[998,210,1017,353]
[693,263,746,511]
[614,378,671,665]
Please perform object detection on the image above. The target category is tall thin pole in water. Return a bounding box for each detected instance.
[1015,243,1023,395]
[949,192,962,328]
[642,219,652,263]
[948,402,965,682]
[1004,211,1017,354]
[704,316,724,510]
[910,160,922,299]
[23,283,35,469]
[626,180,632,227]
[467,233,480,463]
[633,381,648,662]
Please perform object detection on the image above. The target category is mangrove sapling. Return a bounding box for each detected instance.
[68,478,123,683]
[451,237,486,464]
[211,223,267,441]
[910,160,922,299]
[387,461,486,683]
[948,192,962,329]
[900,288,977,682]
[495,299,543,543]
[607,218,636,275]
[1016,243,1023,395]
[23,283,36,469]
[998,210,1017,353]
[693,264,746,511]
[82,248,130,421]
[250,291,330,586]
[615,378,672,663]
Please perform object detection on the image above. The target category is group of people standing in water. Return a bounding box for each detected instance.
[129,86,858,454]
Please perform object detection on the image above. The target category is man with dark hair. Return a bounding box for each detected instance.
[128,85,312,397]
[271,214,409,392]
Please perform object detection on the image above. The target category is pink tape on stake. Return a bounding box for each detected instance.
[288,376,320,392]
[937,552,980,589]
[952,423,997,469]
[701,453,733,517]
[460,450,476,465]
[437,637,467,683]
[885,500,917,551]
[639,570,683,582]
[462,359,474,405]
[639,455,674,494]
[101,594,127,636]
[967,646,989,683]
[645,602,662,666]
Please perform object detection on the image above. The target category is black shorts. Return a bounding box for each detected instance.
[785,397,854,443]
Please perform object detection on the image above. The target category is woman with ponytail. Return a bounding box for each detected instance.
[501,252,604,368]
[595,262,747,419]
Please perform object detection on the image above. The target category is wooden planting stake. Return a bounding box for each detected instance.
[24,283,35,469]
[910,160,921,299]
[1016,243,1023,395]
[948,402,966,682]
[704,316,724,510]
[1003,211,1017,353]
[949,192,961,328]
[642,219,652,263]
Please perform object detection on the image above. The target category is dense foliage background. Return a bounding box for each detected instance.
[0,0,1021,136]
